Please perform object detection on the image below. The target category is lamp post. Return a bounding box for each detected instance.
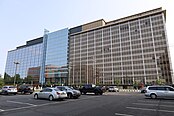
[14,61,20,86]
[68,62,72,85]
[93,56,96,84]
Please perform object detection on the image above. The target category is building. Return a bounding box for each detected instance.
[68,7,173,86]
[4,28,69,85]
[4,8,173,86]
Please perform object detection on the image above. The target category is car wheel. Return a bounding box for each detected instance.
[5,91,8,95]
[49,95,54,101]
[34,94,38,99]
[150,94,157,99]
[67,93,73,99]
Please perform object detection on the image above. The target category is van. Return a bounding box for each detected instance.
[145,85,174,99]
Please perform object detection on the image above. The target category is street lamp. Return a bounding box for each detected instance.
[68,62,72,85]
[14,61,20,86]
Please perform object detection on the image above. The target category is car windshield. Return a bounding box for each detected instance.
[54,88,61,91]
[65,87,73,90]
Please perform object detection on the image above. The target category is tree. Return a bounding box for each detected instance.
[156,79,162,85]
[4,72,13,84]
[114,79,121,87]
[24,76,33,84]
[133,81,138,89]
[0,77,4,87]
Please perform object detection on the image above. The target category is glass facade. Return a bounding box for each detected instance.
[5,42,43,83]
[4,28,69,85]
[45,28,69,85]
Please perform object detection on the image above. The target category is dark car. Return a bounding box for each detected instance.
[79,84,105,95]
[18,85,33,94]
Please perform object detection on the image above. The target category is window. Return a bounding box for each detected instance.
[166,87,174,91]
[149,87,157,90]
[157,87,165,91]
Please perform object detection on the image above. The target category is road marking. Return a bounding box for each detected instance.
[0,95,100,112]
[127,107,174,113]
[137,100,174,104]
[127,107,156,111]
[0,109,4,111]
[115,113,134,116]
[7,100,37,106]
[132,103,174,108]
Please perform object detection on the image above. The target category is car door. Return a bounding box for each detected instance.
[156,87,165,97]
[165,87,174,98]
[44,89,52,99]
[38,89,47,98]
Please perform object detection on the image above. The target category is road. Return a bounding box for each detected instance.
[0,92,174,116]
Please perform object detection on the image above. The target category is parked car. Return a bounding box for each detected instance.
[108,86,119,92]
[18,84,33,94]
[33,88,67,101]
[140,87,146,93]
[145,85,174,99]
[1,86,17,95]
[55,86,81,99]
[79,84,105,95]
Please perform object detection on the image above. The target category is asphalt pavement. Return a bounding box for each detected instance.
[0,92,174,116]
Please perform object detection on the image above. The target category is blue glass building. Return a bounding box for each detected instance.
[4,28,69,85]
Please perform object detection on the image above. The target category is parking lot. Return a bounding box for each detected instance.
[0,92,174,116]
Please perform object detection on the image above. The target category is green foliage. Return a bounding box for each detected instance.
[114,79,121,86]
[46,81,51,86]
[156,79,164,85]
[0,77,4,87]
[23,76,33,84]
[133,81,138,89]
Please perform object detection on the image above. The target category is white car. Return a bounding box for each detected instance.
[34,88,67,101]
[1,86,17,95]
[108,86,119,92]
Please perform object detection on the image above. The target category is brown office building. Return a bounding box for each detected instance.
[68,8,173,86]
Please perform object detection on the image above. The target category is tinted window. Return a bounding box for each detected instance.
[157,87,165,91]
[166,87,174,91]
[148,87,157,90]
[47,89,52,92]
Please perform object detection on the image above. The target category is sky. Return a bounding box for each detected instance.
[0,0,174,76]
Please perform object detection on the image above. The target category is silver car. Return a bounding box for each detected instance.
[55,86,81,99]
[145,85,174,99]
[34,88,67,101]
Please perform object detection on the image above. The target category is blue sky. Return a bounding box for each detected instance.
[0,0,173,76]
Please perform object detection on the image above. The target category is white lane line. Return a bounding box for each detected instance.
[127,107,174,113]
[115,113,134,116]
[0,95,100,112]
[0,109,4,111]
[1,105,36,112]
[7,100,37,106]
[127,107,156,111]
[137,100,174,104]
[132,103,174,108]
